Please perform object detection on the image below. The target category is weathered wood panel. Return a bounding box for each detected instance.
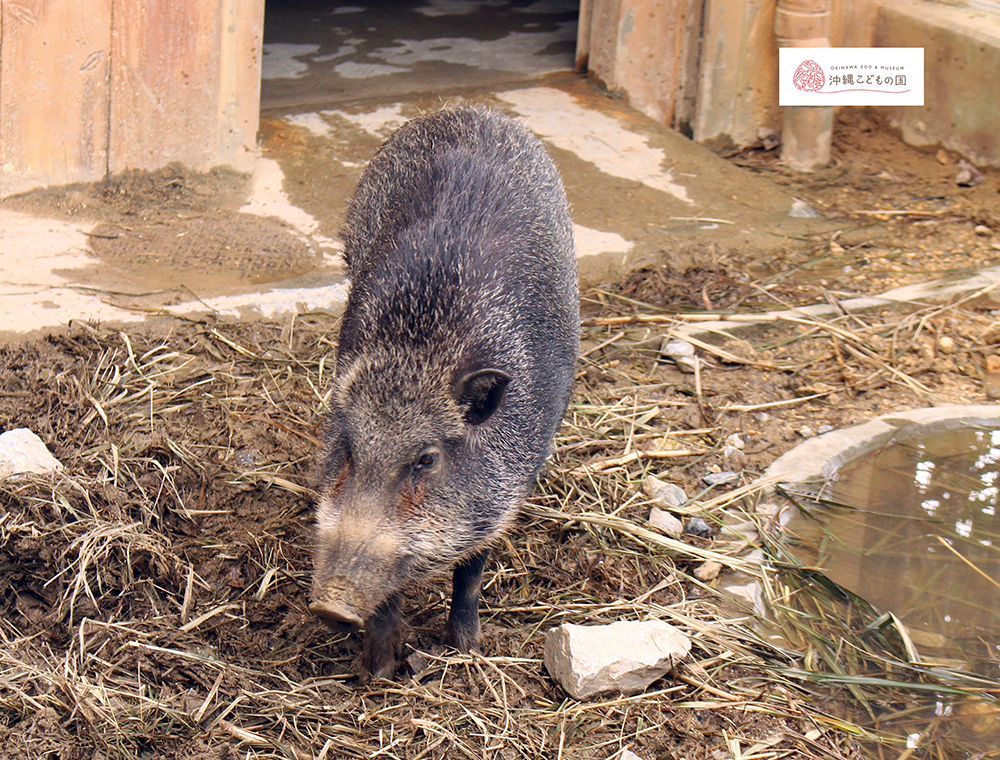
[585,0,687,126]
[109,0,220,173]
[216,0,264,171]
[0,0,111,195]
[108,0,263,174]
[830,0,877,48]
[693,0,779,146]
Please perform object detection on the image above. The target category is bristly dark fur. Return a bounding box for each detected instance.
[311,105,579,679]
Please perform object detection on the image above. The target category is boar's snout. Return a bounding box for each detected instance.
[309,600,364,633]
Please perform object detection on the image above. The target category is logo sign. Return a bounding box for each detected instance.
[779,48,924,106]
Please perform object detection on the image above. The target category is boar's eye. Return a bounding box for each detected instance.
[411,449,439,475]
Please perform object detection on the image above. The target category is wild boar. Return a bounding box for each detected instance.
[309,105,578,679]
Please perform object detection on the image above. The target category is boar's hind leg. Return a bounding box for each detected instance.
[444,549,491,652]
[361,594,402,681]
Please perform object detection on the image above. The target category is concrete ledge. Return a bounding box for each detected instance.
[763,405,1000,486]
[875,0,1000,166]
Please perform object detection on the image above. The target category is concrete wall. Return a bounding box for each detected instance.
[581,0,879,147]
[0,0,264,197]
[875,0,1000,167]
[583,0,1000,168]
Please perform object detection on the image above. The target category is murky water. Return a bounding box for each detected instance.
[783,423,1000,753]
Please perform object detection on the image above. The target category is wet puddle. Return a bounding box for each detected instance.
[782,423,1000,753]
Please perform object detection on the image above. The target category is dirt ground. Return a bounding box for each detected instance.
[1,113,998,760]
[1,165,323,298]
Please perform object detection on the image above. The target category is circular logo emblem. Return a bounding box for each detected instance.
[793,60,825,92]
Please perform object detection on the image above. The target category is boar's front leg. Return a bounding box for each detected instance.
[361,594,402,681]
[444,549,491,652]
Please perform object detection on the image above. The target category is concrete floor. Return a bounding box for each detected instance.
[0,0,833,338]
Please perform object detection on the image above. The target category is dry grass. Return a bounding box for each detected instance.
[1,284,998,759]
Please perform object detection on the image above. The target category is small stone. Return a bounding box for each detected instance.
[937,335,956,354]
[683,517,712,538]
[722,445,747,471]
[406,650,432,676]
[935,149,951,165]
[788,198,819,218]
[975,224,992,237]
[724,433,745,450]
[986,355,1000,373]
[703,470,738,487]
[694,560,722,582]
[662,338,695,358]
[956,159,983,187]
[544,619,692,700]
[0,429,63,479]
[816,424,834,435]
[675,355,699,374]
[643,476,688,508]
[662,339,698,374]
[758,127,779,151]
[648,507,684,538]
[798,425,815,438]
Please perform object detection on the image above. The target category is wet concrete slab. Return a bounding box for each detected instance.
[0,0,836,338]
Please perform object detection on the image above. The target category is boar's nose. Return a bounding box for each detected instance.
[309,600,364,633]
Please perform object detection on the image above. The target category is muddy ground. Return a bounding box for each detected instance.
[1,113,999,760]
[1,165,323,299]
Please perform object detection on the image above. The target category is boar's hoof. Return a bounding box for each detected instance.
[444,616,481,654]
[360,646,398,683]
[309,600,364,633]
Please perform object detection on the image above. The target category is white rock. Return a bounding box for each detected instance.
[544,620,691,700]
[648,507,684,537]
[724,433,745,450]
[643,476,687,508]
[937,335,956,354]
[662,338,695,358]
[788,198,819,218]
[620,750,644,760]
[0,429,62,479]
[662,339,698,374]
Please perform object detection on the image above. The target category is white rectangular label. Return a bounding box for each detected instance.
[779,48,924,106]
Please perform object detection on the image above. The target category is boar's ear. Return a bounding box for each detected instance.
[454,368,511,426]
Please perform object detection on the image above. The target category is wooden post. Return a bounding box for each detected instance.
[0,0,263,197]
[109,0,263,174]
[0,0,112,195]
[585,0,687,127]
